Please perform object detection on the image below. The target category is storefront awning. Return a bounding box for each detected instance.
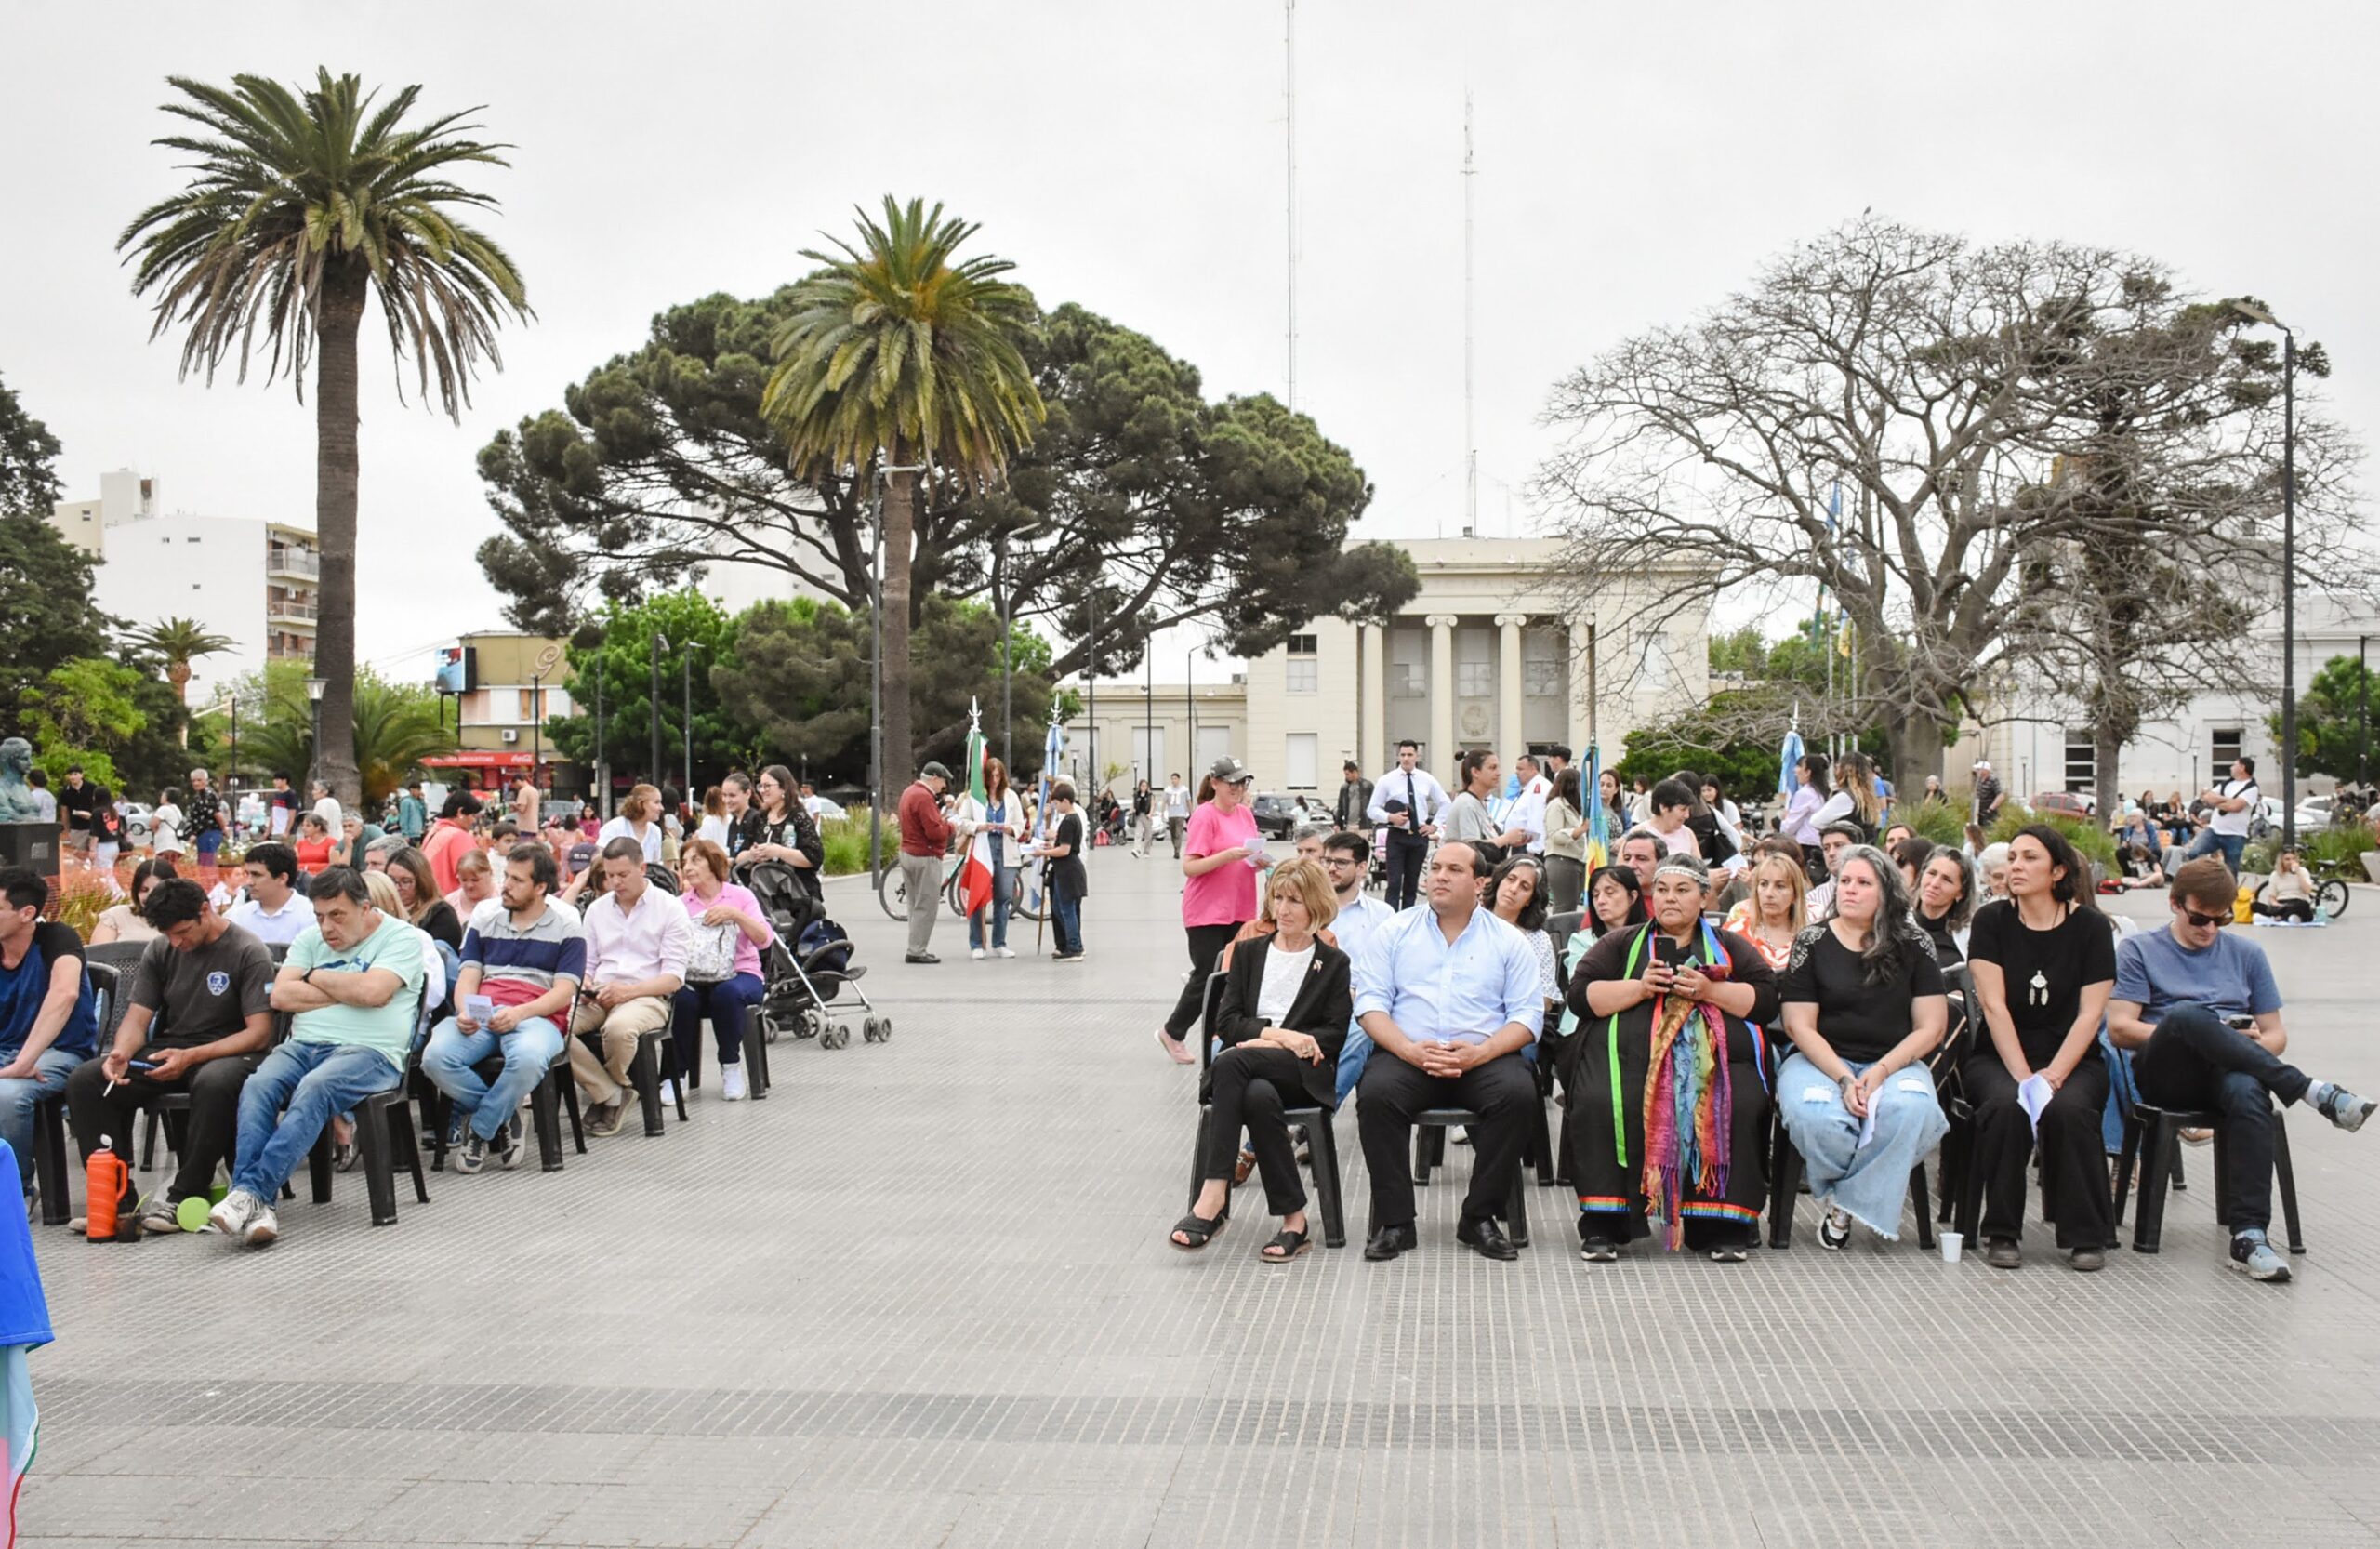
[420,751,537,770]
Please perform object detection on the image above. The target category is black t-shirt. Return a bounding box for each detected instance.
[1048,813,1088,896]
[1778,923,1945,1063]
[1964,899,2118,1066]
[1915,907,1964,970]
[128,923,274,1047]
[58,783,99,832]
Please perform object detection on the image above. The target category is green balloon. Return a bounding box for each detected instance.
[177,1196,212,1234]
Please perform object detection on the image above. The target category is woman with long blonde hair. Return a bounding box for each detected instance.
[1721,852,1807,970]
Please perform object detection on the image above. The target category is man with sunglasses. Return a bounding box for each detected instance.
[1319,830,1395,1105]
[2107,857,2373,1283]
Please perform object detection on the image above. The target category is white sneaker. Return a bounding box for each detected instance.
[208,1188,275,1245]
[971,947,986,960]
[721,1063,749,1102]
[244,1203,279,1247]
[658,1078,680,1105]
[995,947,1016,959]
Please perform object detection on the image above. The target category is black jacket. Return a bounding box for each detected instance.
[1207,934,1355,1109]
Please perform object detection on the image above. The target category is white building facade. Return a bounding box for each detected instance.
[48,470,318,696]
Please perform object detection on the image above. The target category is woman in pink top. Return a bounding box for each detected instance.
[1156,757,1276,1065]
[670,838,775,1101]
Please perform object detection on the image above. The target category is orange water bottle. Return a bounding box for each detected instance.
[85,1138,128,1242]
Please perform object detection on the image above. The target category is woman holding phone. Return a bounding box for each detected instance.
[1566,854,1779,1263]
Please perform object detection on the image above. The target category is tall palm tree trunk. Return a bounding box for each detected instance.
[169,662,191,747]
[313,262,367,805]
[881,463,917,786]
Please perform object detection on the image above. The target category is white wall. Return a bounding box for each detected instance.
[91,513,270,697]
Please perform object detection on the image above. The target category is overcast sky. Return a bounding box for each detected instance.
[6,1,2373,687]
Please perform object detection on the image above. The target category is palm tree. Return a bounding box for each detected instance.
[239,666,456,806]
[117,70,529,804]
[761,197,1043,784]
[136,617,234,743]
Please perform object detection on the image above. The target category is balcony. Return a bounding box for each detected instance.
[267,547,321,580]
[267,595,318,623]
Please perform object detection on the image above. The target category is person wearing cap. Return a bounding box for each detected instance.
[1154,756,1275,1064]
[897,762,957,963]
[1971,760,2005,828]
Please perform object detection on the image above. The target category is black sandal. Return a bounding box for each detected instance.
[1169,1211,1228,1251]
[1260,1227,1310,1262]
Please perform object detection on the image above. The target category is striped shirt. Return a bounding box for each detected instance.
[459,900,588,1010]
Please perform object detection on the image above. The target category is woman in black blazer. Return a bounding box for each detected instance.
[1170,858,1353,1262]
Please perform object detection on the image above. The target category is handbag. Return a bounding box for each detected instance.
[683,920,739,985]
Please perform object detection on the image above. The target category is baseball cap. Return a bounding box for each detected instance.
[1210,756,1254,785]
[1971,759,1992,771]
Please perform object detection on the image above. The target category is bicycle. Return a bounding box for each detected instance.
[876,845,1048,924]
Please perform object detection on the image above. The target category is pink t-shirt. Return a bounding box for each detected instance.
[1182,801,1261,928]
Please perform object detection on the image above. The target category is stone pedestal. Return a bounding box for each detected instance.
[0,822,60,880]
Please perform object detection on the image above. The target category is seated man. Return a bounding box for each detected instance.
[570,838,689,1137]
[422,844,584,1173]
[2108,856,2372,1284]
[0,867,98,1216]
[1804,821,1862,919]
[1323,830,1396,1106]
[1353,841,1544,1263]
[223,842,310,947]
[65,879,273,1233]
[208,867,426,1248]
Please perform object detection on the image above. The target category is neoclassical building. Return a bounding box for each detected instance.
[1066,537,1712,797]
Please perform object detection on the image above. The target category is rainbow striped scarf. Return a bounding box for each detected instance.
[1638,922,1734,1249]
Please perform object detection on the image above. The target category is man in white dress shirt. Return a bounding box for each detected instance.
[1365,740,1451,912]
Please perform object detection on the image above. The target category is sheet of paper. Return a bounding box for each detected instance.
[1857,1097,1878,1151]
[2016,1073,2054,1136]
[463,994,496,1025]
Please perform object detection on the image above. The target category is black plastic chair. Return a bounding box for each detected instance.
[1186,970,1348,1248]
[1408,1114,1532,1245]
[1535,910,1586,1188]
[429,1042,586,1173]
[2111,1099,2304,1256]
[33,961,122,1226]
[1765,1114,1936,1251]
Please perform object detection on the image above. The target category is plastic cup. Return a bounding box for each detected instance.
[1939,1230,1964,1264]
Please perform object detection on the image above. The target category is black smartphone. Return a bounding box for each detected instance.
[1656,937,1689,971]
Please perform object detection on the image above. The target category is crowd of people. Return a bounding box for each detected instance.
[1156,743,2374,1284]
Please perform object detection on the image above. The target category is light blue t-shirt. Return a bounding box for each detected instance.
[286,913,427,1070]
[2113,927,2281,1024]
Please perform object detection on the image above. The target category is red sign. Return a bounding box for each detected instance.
[421,751,536,770]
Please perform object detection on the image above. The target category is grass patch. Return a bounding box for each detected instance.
[1902,796,1969,848]
[818,816,872,877]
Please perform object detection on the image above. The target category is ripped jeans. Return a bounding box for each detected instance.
[1776,1053,1949,1240]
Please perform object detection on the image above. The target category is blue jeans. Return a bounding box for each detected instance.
[2182,829,2247,871]
[0,1048,86,1195]
[422,1016,565,1142]
[1050,886,1082,956]
[968,865,1014,951]
[670,974,765,1074]
[1776,1052,1949,1240]
[1334,1026,1373,1106]
[231,1041,403,1199]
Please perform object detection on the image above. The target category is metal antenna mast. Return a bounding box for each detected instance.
[1284,0,1298,412]
[1461,89,1477,541]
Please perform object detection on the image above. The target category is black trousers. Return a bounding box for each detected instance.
[1357,1050,1535,1231]
[1163,922,1242,1039]
[2131,1001,2310,1234]
[1962,1055,2112,1250]
[2252,899,2314,922]
[1201,1046,1318,1216]
[65,1046,259,1206]
[1382,833,1428,910]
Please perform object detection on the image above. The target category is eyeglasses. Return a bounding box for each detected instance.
[2179,907,2229,929]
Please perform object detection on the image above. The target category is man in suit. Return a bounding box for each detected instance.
[1365,741,1449,911]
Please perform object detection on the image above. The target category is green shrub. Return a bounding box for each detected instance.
[1987,805,2119,875]
[817,817,872,877]
[1903,797,1968,848]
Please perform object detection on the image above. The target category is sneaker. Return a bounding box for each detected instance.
[1986,1239,2022,1270]
[1707,1245,1750,1264]
[658,1078,679,1106]
[584,1100,628,1139]
[904,952,940,965]
[1579,1237,1620,1263]
[207,1188,263,1241]
[242,1203,278,1247]
[491,1112,525,1170]
[1155,1026,1195,1066]
[2069,1247,2105,1272]
[994,947,1016,960]
[721,1063,748,1102]
[454,1132,489,1174]
[2230,1231,2291,1283]
[2318,1086,2374,1133]
[971,948,986,960]
[1818,1207,1853,1251]
[1053,952,1084,963]
[139,1195,182,1234]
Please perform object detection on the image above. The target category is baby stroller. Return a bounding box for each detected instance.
[741,859,889,1051]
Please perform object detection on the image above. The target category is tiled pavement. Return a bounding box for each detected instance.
[20,850,2380,1546]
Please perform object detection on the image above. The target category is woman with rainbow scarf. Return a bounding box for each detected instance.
[1565,853,1779,1264]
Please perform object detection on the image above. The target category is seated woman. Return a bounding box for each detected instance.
[1567,854,1778,1263]
[1488,855,1558,1004]
[1912,849,1977,972]
[1775,845,1950,1249]
[90,859,174,945]
[1170,858,1351,1262]
[670,839,775,1102]
[2252,849,2317,922]
[1721,851,1806,972]
[1961,824,2119,1271]
[292,813,335,872]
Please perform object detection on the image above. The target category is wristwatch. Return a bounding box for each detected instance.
[302,968,316,984]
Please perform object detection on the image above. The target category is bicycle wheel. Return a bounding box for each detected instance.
[2317,878,2350,919]
[946,865,970,919]
[877,864,909,922]
[1009,867,1046,923]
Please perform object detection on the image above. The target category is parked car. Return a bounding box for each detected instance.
[1249,793,1301,840]
[2029,790,2093,819]
[116,802,152,848]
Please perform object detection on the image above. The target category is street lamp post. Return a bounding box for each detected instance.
[530,671,544,781]
[993,522,1048,770]
[649,631,667,789]
[680,640,697,808]
[2231,299,2299,849]
[304,676,327,797]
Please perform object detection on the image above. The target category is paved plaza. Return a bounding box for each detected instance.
[18,851,2380,1547]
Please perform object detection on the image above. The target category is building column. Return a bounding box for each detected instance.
[1358,622,1387,775]
[1496,613,1527,755]
[1426,614,1459,777]
[1569,619,1594,758]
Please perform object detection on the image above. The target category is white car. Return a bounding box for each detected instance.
[116,802,152,848]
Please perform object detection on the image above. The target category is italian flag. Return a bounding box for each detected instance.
[958,726,996,920]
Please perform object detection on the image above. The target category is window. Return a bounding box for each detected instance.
[1287,633,1317,655]
[2211,728,2243,772]
[1287,659,1317,693]
[1391,664,1426,698]
[1456,661,1494,698]
[1285,733,1318,789]
[2064,730,2095,794]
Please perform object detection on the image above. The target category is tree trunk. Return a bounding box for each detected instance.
[2095,719,2127,838]
[1885,712,1949,803]
[170,662,190,747]
[313,263,367,807]
[881,463,917,786]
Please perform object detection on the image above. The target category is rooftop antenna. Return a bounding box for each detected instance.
[1284,0,1298,414]
[1461,89,1476,542]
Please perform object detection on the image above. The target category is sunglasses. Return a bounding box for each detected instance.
[2178,907,2229,929]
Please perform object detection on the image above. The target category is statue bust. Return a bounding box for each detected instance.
[0,738,39,823]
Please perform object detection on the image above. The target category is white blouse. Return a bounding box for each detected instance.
[1256,942,1315,1022]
